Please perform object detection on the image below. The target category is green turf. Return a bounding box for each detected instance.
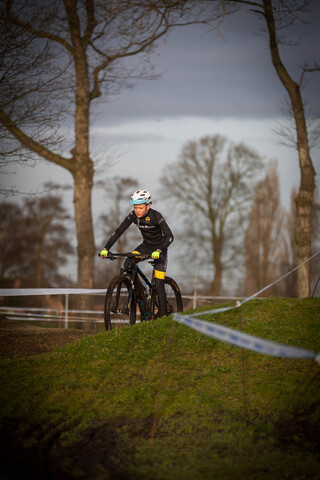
[1,298,320,479]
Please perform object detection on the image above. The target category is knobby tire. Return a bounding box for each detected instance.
[104,274,136,330]
[150,276,183,319]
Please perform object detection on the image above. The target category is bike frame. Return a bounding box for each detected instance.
[101,251,183,328]
[123,264,154,314]
[103,252,156,313]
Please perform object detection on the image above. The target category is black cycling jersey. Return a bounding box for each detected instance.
[104,208,174,252]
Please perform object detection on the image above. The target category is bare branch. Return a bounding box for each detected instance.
[0,109,73,171]
[5,0,73,53]
[299,62,320,85]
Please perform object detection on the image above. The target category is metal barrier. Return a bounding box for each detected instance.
[0,306,105,328]
[0,295,245,329]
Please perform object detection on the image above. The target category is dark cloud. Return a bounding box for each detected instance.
[94,4,320,126]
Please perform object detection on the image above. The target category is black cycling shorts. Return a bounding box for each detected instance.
[130,242,168,278]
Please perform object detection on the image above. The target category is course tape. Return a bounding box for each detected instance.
[174,314,319,362]
[173,250,320,364]
[192,249,320,317]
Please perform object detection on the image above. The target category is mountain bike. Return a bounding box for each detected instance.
[100,252,183,330]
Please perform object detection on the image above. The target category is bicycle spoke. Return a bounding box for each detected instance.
[150,276,183,319]
[104,274,136,330]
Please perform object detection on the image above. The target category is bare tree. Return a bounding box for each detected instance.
[160,134,263,295]
[244,161,290,295]
[0,0,228,293]
[225,0,319,296]
[0,184,72,287]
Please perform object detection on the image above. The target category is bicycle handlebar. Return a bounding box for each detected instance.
[98,251,156,261]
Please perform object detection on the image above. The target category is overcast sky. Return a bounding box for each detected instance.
[90,4,320,213]
[1,2,320,281]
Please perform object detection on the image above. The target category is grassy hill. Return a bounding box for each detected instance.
[0,297,320,479]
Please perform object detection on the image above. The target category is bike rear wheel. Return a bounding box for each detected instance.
[104,274,136,330]
[150,276,183,319]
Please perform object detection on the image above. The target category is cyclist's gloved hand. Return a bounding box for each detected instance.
[100,249,109,257]
[151,250,161,260]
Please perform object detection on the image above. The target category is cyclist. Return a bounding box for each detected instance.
[100,189,174,317]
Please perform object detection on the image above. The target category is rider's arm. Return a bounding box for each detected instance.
[104,212,134,250]
[156,214,174,252]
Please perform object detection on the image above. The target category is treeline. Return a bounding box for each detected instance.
[0,1,318,297]
[0,183,73,289]
[1,136,319,297]
[159,135,320,297]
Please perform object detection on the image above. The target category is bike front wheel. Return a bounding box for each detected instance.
[104,274,136,330]
[150,276,183,319]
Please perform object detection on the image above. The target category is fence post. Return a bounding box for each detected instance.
[193,276,198,310]
[64,294,69,329]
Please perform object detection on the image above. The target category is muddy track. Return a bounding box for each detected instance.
[0,316,94,359]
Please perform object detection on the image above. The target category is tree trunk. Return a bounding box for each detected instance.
[73,165,95,290]
[211,259,223,296]
[65,0,96,296]
[295,159,315,297]
[211,235,223,296]
[263,0,316,297]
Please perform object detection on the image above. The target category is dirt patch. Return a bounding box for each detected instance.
[0,316,94,359]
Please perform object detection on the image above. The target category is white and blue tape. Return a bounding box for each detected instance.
[174,314,318,362]
[174,250,320,364]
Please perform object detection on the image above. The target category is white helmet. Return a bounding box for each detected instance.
[129,189,152,205]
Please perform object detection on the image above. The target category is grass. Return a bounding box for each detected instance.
[1,297,320,479]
